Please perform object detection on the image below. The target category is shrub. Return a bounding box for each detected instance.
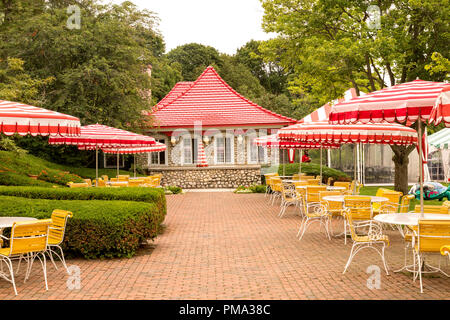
[277,163,350,183]
[166,186,182,194]
[0,196,163,259]
[249,185,267,193]
[0,171,55,187]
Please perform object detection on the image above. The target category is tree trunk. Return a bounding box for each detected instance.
[390,145,416,194]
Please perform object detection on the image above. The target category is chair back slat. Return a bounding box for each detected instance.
[344,196,373,220]
[417,220,450,252]
[10,220,51,255]
[48,210,73,245]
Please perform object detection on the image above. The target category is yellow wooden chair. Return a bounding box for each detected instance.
[343,196,373,245]
[343,209,390,275]
[413,220,450,293]
[67,182,89,188]
[414,205,449,214]
[319,191,344,236]
[95,178,107,188]
[399,195,415,213]
[377,191,403,216]
[101,175,109,182]
[334,181,351,193]
[279,182,298,218]
[306,179,320,185]
[295,187,307,217]
[109,177,118,182]
[0,219,51,295]
[46,210,73,274]
[372,188,396,214]
[292,174,300,181]
[297,195,331,241]
[270,177,283,205]
[264,173,277,197]
[299,175,315,181]
[117,175,130,182]
[83,179,92,187]
[128,179,144,187]
[292,180,308,187]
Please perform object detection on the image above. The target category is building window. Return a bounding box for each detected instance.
[182,137,198,165]
[215,135,234,164]
[149,139,166,165]
[247,137,267,164]
[428,151,445,181]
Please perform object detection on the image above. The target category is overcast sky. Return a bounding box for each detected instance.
[108,0,275,55]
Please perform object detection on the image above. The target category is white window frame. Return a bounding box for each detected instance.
[214,134,235,165]
[147,138,168,166]
[180,136,199,165]
[247,136,267,164]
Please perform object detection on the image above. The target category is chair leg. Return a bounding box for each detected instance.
[343,243,357,274]
[3,258,17,296]
[47,248,58,271]
[380,245,389,275]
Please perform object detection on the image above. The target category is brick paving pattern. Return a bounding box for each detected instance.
[0,192,449,299]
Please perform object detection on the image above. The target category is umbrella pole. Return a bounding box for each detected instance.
[320,146,323,184]
[134,154,136,178]
[117,152,119,178]
[95,146,98,187]
[354,144,357,194]
[282,149,286,176]
[418,117,424,217]
[299,149,302,175]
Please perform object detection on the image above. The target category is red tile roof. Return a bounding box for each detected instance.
[149,66,297,129]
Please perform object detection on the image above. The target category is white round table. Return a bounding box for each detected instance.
[322,195,388,203]
[296,186,346,191]
[374,212,450,226]
[0,217,37,229]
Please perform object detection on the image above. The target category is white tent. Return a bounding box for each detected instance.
[427,128,450,182]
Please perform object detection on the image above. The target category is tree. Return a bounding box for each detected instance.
[260,0,450,194]
[0,0,163,131]
[166,43,223,81]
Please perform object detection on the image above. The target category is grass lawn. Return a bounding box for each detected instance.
[360,185,449,211]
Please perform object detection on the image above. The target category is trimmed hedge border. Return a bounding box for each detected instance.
[0,187,167,259]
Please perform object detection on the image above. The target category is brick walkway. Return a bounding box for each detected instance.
[0,192,449,299]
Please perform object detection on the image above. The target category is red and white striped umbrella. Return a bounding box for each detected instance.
[278,121,418,146]
[429,86,450,127]
[329,80,450,124]
[79,142,166,154]
[254,134,341,149]
[0,100,81,136]
[197,140,208,167]
[48,124,156,147]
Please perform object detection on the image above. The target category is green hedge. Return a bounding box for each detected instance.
[0,187,167,259]
[277,163,351,183]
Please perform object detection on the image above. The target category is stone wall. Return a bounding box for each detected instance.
[146,165,262,189]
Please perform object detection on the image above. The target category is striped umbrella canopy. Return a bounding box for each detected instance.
[0,100,81,136]
[79,142,166,154]
[329,80,450,124]
[329,79,450,215]
[254,134,341,149]
[429,86,450,127]
[49,124,156,185]
[48,124,156,147]
[254,134,340,178]
[427,128,450,149]
[197,140,208,167]
[278,121,418,145]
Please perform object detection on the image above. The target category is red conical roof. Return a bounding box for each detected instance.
[150,66,297,129]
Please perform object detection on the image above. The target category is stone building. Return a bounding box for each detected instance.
[141,66,297,189]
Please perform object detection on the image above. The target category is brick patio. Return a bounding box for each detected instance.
[0,192,449,300]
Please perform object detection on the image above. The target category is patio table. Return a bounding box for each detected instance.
[374,213,450,273]
[0,217,38,248]
[322,195,388,203]
[295,185,346,191]
[0,217,37,229]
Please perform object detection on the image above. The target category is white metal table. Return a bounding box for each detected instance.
[322,195,389,203]
[374,213,450,273]
[0,217,37,229]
